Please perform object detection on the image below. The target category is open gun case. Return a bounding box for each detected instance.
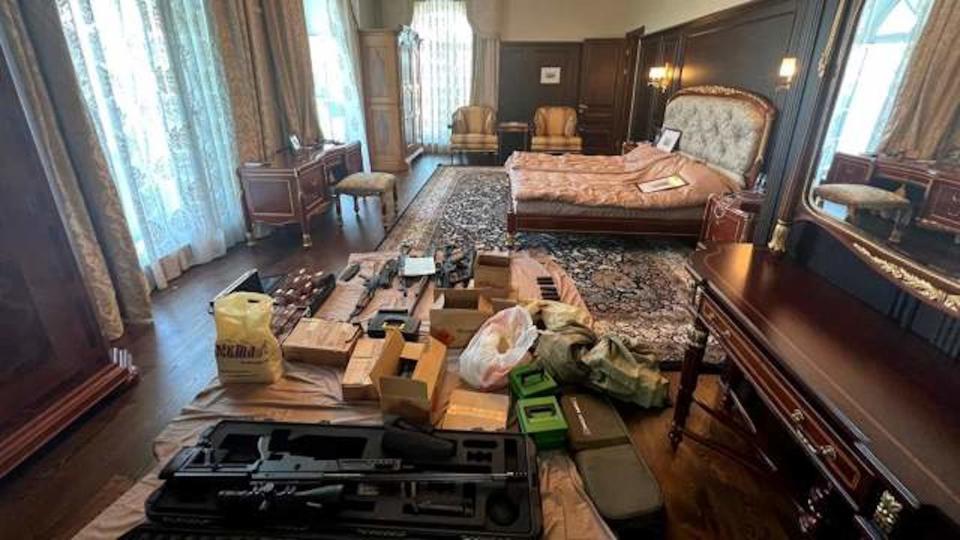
[126,420,542,539]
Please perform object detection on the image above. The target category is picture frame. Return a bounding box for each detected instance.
[288,134,302,153]
[656,127,681,152]
[540,66,561,85]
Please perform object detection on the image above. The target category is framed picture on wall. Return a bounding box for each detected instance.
[540,66,561,85]
[656,128,681,152]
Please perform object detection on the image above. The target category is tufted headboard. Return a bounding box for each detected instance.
[663,85,776,190]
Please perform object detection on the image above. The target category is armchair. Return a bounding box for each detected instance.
[530,106,582,154]
[449,105,498,162]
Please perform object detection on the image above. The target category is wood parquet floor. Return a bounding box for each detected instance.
[0,154,796,539]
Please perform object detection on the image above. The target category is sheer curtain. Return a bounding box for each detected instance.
[304,0,369,166]
[57,0,244,289]
[412,0,473,152]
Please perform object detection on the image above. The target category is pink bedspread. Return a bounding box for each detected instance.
[508,145,739,210]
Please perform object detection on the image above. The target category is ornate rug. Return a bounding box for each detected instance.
[381,165,712,363]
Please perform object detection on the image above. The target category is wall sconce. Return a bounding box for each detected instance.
[648,64,671,91]
[778,57,798,88]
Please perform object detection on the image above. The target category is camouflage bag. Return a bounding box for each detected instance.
[534,320,669,408]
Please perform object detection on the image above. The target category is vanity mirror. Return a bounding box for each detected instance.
[773,0,960,315]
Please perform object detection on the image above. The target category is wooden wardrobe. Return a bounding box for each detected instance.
[359,26,423,172]
[0,52,136,478]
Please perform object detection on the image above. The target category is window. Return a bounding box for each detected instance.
[816,0,933,179]
[305,0,367,163]
[57,0,243,288]
[412,0,473,151]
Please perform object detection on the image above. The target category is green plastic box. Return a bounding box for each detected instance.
[509,364,559,399]
[517,396,568,450]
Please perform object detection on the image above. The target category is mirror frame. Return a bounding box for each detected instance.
[770,0,960,316]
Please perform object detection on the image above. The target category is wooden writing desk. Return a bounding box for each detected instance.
[673,243,960,537]
[238,142,363,247]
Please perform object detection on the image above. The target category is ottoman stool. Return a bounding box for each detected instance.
[813,183,911,243]
[333,172,398,229]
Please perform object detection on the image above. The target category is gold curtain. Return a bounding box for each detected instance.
[208,0,321,162]
[878,0,960,164]
[0,0,152,340]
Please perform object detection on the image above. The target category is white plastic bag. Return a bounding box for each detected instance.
[214,292,283,384]
[459,306,538,390]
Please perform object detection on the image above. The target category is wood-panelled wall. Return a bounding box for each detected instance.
[625,0,829,243]
[498,42,582,123]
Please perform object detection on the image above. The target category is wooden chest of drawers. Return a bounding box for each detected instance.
[698,191,764,248]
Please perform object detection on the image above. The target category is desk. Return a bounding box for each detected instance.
[672,243,960,537]
[237,142,363,247]
[826,153,960,241]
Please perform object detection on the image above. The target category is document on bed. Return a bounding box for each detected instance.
[637,174,688,193]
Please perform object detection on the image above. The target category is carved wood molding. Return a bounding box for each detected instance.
[851,243,960,314]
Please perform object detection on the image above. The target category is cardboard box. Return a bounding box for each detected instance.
[282,318,360,366]
[441,389,510,431]
[371,329,448,424]
[469,282,519,312]
[430,289,493,348]
[474,251,511,290]
[342,334,402,401]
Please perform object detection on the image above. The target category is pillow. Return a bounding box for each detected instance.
[624,142,668,165]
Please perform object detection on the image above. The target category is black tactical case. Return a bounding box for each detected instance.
[562,392,664,534]
[136,420,542,539]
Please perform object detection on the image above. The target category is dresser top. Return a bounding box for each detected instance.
[690,243,960,523]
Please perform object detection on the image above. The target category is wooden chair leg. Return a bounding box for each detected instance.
[380,195,388,230]
[353,195,360,214]
[334,195,343,225]
[888,208,906,244]
[392,184,398,218]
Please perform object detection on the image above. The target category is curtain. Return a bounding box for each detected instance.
[878,0,960,164]
[814,0,932,180]
[304,0,369,167]
[57,0,246,290]
[412,0,472,152]
[466,0,501,109]
[208,0,321,162]
[0,0,152,340]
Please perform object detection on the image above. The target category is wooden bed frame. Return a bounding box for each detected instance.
[506,85,776,239]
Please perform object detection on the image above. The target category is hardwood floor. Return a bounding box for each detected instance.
[0,153,796,539]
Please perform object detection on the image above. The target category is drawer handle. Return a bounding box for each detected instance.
[789,409,837,461]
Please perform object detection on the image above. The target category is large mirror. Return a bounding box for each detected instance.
[803,0,960,287]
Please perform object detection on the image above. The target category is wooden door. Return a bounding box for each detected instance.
[620,27,644,145]
[577,39,626,154]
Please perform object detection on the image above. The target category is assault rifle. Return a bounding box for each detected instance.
[350,257,400,319]
[435,245,475,289]
[159,433,526,515]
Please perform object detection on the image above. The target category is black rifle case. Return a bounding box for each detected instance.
[131,420,542,539]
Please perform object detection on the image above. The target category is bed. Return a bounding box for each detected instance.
[505,86,776,239]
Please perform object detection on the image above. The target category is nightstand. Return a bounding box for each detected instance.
[698,191,765,248]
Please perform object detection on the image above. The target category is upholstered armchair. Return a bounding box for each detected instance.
[449,105,498,161]
[531,106,582,154]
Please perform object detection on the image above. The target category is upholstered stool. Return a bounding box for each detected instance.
[813,183,911,243]
[333,172,398,229]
